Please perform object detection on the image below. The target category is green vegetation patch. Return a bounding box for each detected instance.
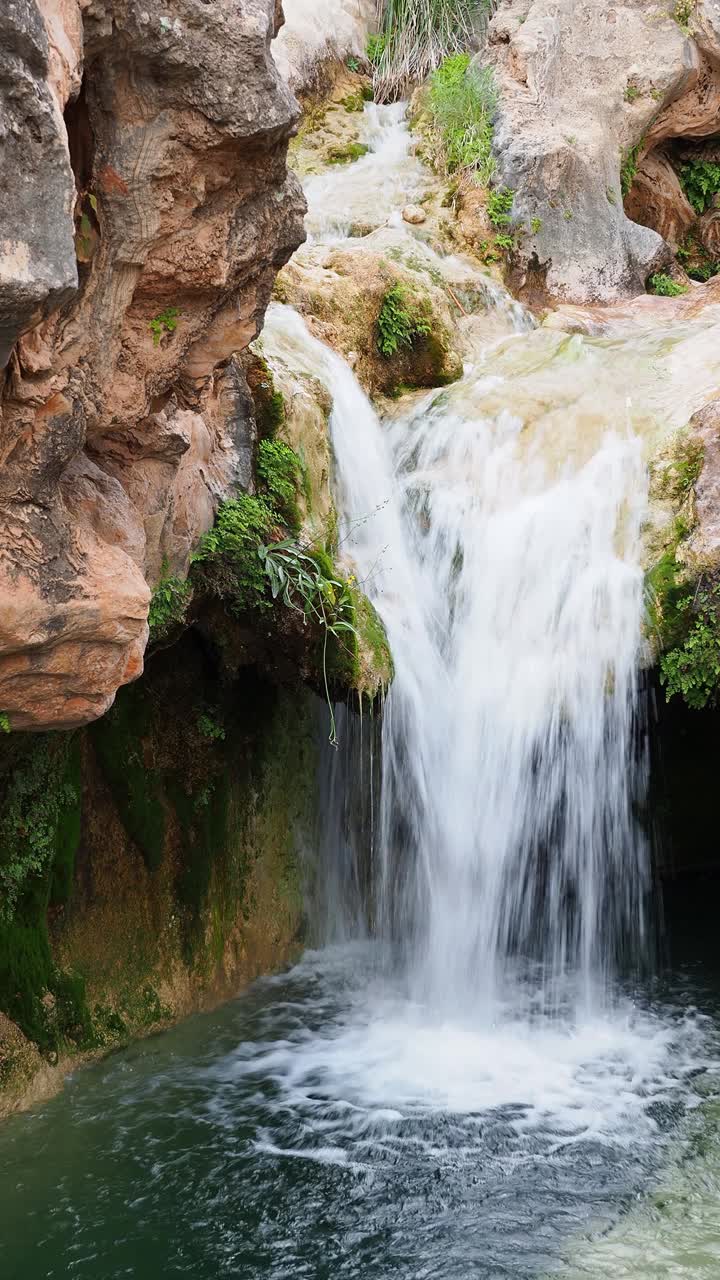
[326,143,369,165]
[377,284,431,358]
[648,272,688,297]
[427,53,497,181]
[149,307,180,346]
[256,439,302,532]
[679,158,720,215]
[246,355,286,439]
[621,140,643,198]
[372,0,492,99]
[660,580,720,709]
[149,561,193,641]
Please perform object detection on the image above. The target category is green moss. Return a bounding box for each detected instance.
[167,773,232,959]
[326,143,370,165]
[148,562,192,640]
[342,93,366,113]
[90,683,166,872]
[246,355,286,439]
[256,438,302,532]
[190,495,274,615]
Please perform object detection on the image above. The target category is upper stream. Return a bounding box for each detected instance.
[3,101,720,1280]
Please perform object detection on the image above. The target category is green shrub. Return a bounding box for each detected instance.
[486,186,514,228]
[149,307,180,346]
[679,158,720,215]
[0,736,80,923]
[256,439,302,531]
[661,581,720,709]
[367,33,387,65]
[148,563,193,640]
[0,713,9,734]
[621,141,642,197]
[377,284,432,357]
[191,495,274,613]
[648,273,688,297]
[427,54,497,181]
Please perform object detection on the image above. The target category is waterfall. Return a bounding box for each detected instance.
[261,303,651,1014]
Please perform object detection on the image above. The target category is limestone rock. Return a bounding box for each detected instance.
[277,234,464,396]
[273,0,375,95]
[0,0,306,729]
[486,0,710,303]
[402,205,427,225]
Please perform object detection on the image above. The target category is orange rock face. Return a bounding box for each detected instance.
[0,0,306,729]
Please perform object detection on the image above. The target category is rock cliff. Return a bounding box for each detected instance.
[487,0,720,303]
[0,0,305,730]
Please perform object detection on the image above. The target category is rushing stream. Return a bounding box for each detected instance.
[3,102,720,1279]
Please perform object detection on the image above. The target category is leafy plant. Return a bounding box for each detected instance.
[191,495,274,614]
[427,54,497,181]
[624,82,640,103]
[486,185,514,227]
[530,216,542,234]
[372,0,494,100]
[377,284,431,357]
[196,712,225,743]
[661,581,720,709]
[679,158,720,215]
[346,54,360,72]
[673,0,694,30]
[621,141,643,197]
[256,438,302,530]
[148,563,193,639]
[648,273,688,297]
[367,33,387,65]
[258,541,358,745]
[149,307,180,346]
[0,738,79,923]
[0,713,9,734]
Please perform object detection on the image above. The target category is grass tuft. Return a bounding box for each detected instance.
[373,0,494,101]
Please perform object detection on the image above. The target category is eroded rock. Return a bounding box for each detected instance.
[0,0,306,729]
[486,0,707,302]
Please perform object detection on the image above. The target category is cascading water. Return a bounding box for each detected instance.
[263,303,651,1015]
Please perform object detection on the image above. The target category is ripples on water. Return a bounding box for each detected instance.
[0,945,717,1280]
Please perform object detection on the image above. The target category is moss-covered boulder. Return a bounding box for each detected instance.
[276,238,463,397]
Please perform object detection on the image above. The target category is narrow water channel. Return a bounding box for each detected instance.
[2,100,720,1280]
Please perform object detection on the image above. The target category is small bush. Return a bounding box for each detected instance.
[621,141,642,197]
[673,0,694,29]
[0,713,9,734]
[679,158,720,215]
[648,273,688,297]
[191,496,274,614]
[377,285,431,357]
[661,581,720,709]
[149,307,180,346]
[148,564,193,639]
[427,54,497,181]
[256,439,302,531]
[486,186,514,228]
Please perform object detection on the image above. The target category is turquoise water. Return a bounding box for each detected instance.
[0,942,717,1280]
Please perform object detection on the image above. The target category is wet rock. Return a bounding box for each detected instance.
[402,205,427,225]
[277,234,463,396]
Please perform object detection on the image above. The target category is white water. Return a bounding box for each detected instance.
[253,102,720,1154]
